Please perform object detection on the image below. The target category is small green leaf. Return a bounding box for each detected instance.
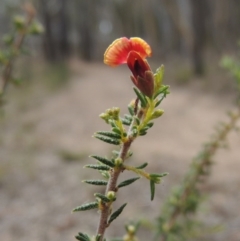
[96,131,121,139]
[154,85,169,99]
[141,126,149,132]
[94,193,111,202]
[136,162,148,169]
[149,172,168,184]
[94,135,120,145]
[109,119,118,128]
[150,172,168,178]
[84,164,110,171]
[150,177,160,184]
[99,170,110,179]
[73,202,98,212]
[133,87,147,107]
[117,177,140,188]
[95,234,102,241]
[112,127,122,135]
[150,180,155,201]
[124,114,133,121]
[91,155,115,167]
[108,203,127,224]
[146,122,154,128]
[131,126,138,136]
[83,180,108,186]
[134,117,140,125]
[75,232,91,241]
[139,132,147,136]
[121,118,131,126]
[154,98,161,107]
[139,125,149,134]
[154,65,164,91]
[139,130,147,136]
[128,105,134,116]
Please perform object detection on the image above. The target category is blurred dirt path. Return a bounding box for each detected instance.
[1,62,240,241]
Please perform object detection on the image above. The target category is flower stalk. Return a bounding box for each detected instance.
[96,101,152,238]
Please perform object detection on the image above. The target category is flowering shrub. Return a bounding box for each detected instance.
[73,37,170,241]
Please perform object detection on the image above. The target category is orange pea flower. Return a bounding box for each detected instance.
[104,37,152,66]
[104,37,154,97]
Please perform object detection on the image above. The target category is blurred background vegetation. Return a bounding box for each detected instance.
[1,0,240,74]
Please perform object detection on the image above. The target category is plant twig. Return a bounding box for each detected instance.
[96,114,138,239]
[159,107,240,240]
[0,4,35,95]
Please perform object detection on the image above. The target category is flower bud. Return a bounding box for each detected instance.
[150,109,164,119]
[107,191,116,201]
[114,158,123,167]
[99,113,110,123]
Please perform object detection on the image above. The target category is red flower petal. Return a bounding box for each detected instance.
[130,37,152,59]
[104,37,131,67]
[127,51,154,97]
[127,51,151,79]
[104,37,152,67]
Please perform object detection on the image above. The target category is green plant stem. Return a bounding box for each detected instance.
[96,102,144,241]
[160,108,240,240]
[0,11,34,96]
[96,139,133,240]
